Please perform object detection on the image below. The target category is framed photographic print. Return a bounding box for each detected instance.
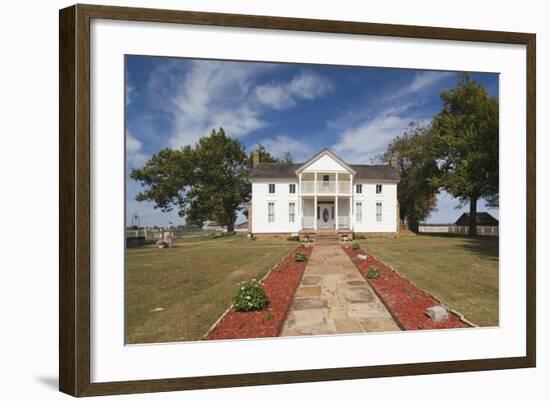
[59,4,536,397]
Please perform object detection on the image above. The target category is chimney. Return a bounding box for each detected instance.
[388,152,398,167]
[252,151,260,167]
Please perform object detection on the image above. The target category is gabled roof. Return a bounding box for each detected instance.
[295,148,356,175]
[249,162,303,179]
[455,212,499,226]
[351,165,400,181]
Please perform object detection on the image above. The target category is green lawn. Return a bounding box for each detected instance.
[125,235,293,344]
[360,234,499,327]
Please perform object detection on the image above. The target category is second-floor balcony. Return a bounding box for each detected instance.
[301,180,351,194]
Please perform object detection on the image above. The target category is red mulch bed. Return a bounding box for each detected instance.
[342,245,471,330]
[204,246,313,340]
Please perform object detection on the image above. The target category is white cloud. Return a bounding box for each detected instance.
[389,71,454,99]
[164,61,269,147]
[252,135,314,162]
[126,131,148,167]
[333,113,411,163]
[330,71,451,163]
[146,61,333,148]
[254,84,295,110]
[254,70,333,110]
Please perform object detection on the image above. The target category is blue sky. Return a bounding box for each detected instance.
[125,55,499,227]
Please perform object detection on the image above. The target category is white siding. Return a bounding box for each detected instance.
[302,154,349,173]
[251,179,300,233]
[352,181,398,233]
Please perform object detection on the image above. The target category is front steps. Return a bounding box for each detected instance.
[315,232,340,245]
[306,230,341,245]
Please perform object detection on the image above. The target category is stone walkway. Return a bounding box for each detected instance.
[281,245,400,336]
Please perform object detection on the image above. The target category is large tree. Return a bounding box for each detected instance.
[131,128,250,232]
[382,122,440,232]
[430,74,499,236]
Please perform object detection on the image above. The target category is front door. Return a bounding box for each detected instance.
[317,204,335,229]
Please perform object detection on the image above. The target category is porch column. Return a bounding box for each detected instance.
[301,197,304,229]
[336,172,339,195]
[298,173,302,217]
[335,196,339,230]
[314,195,318,231]
[349,195,353,230]
[314,172,318,195]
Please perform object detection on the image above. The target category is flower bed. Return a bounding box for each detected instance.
[204,246,313,340]
[342,245,471,330]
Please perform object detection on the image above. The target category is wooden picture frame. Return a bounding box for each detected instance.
[59,3,536,397]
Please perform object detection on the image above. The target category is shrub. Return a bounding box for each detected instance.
[298,243,306,248]
[233,280,268,311]
[263,312,273,320]
[287,235,300,242]
[367,268,380,279]
[294,252,308,262]
[351,243,360,250]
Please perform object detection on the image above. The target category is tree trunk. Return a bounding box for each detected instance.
[226,221,234,233]
[468,195,478,236]
[409,219,419,233]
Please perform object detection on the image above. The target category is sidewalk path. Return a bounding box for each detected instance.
[281,245,400,336]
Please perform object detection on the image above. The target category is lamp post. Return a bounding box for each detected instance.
[131,213,140,233]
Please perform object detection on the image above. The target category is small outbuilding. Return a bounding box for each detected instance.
[455,212,499,227]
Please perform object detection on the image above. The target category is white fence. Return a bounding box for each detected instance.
[418,225,499,236]
[126,227,205,241]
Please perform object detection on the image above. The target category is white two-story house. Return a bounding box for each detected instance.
[249,149,400,237]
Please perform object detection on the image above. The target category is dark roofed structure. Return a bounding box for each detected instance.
[249,162,400,181]
[350,164,400,181]
[249,163,302,179]
[455,212,499,226]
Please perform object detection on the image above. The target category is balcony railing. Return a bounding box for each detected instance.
[317,181,335,193]
[300,180,352,194]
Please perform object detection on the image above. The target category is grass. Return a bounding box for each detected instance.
[360,234,499,327]
[125,234,293,344]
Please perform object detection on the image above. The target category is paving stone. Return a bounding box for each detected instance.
[344,287,375,303]
[360,318,401,332]
[292,297,328,310]
[347,280,368,286]
[295,286,322,297]
[334,318,363,334]
[346,302,393,319]
[328,307,349,320]
[302,275,321,285]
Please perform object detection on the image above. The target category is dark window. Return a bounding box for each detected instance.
[331,206,335,220]
[376,184,383,194]
[356,184,362,193]
[356,202,362,222]
[268,184,275,194]
[376,202,383,222]
[289,184,296,194]
[268,202,275,222]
